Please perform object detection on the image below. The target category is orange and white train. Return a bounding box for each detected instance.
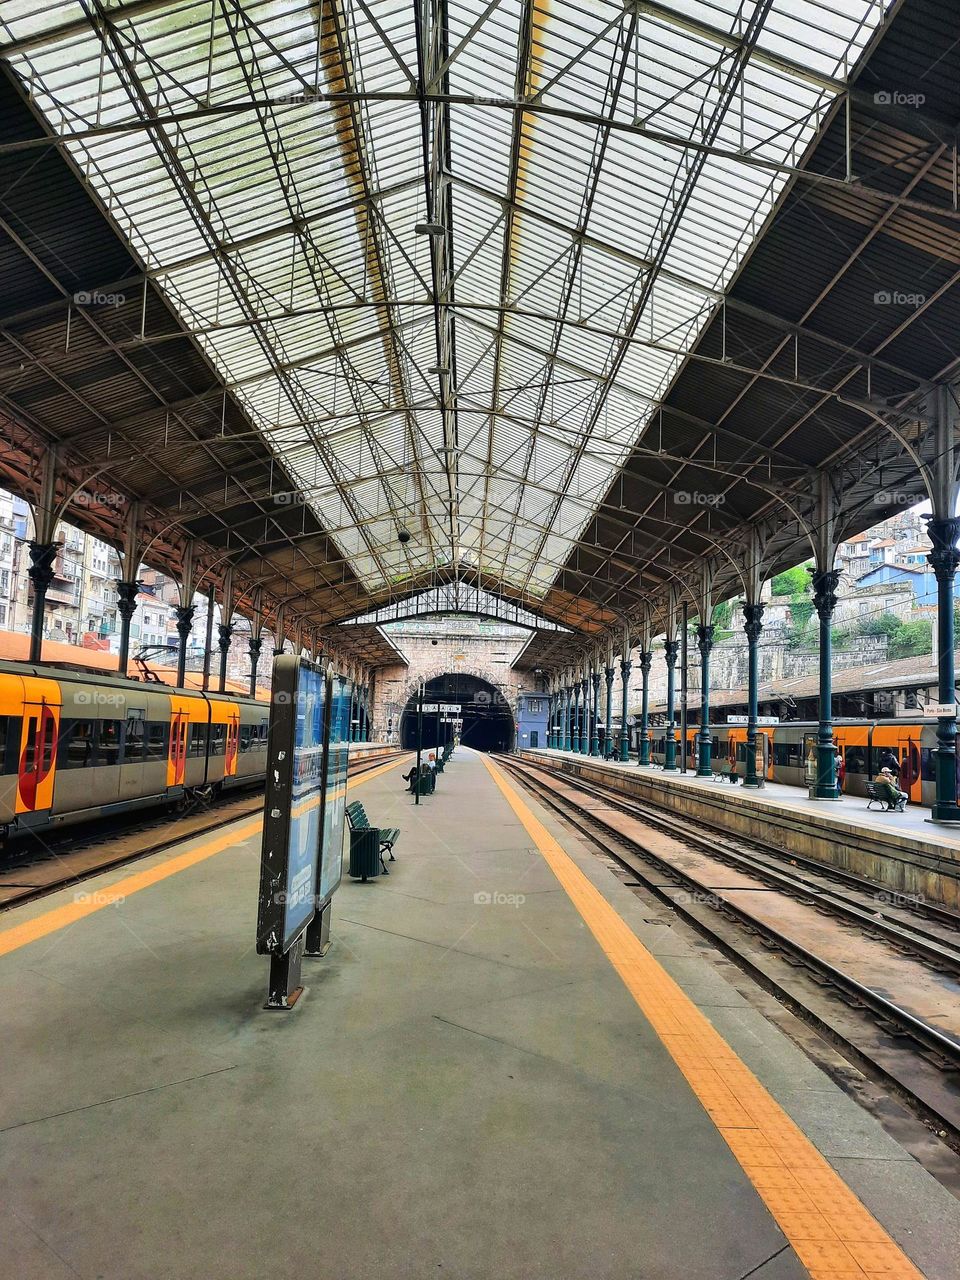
[0,659,269,839]
[645,718,948,806]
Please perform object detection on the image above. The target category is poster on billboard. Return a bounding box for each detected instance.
[317,673,352,907]
[256,656,333,1005]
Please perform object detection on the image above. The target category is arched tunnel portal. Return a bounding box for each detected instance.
[399,673,516,753]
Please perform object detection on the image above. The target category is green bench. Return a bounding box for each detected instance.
[346,801,399,880]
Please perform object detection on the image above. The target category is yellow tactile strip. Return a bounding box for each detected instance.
[0,754,407,960]
[482,755,926,1280]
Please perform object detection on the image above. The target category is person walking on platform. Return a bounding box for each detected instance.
[835,748,846,795]
[877,767,907,811]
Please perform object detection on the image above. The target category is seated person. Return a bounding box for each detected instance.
[876,768,907,810]
[401,765,419,791]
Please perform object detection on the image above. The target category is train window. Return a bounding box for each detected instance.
[209,723,226,755]
[712,736,719,754]
[124,711,146,762]
[772,743,799,767]
[0,716,12,774]
[98,720,122,766]
[59,719,95,768]
[145,722,168,760]
[921,748,936,782]
[23,715,37,773]
[844,747,867,775]
[239,725,253,753]
[189,723,207,757]
[41,715,55,772]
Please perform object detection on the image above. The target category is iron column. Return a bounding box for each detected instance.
[663,641,679,770]
[695,624,715,777]
[743,603,765,787]
[27,542,58,663]
[926,516,960,821]
[811,569,841,799]
[217,621,233,693]
[248,633,263,699]
[115,578,140,676]
[563,685,572,752]
[174,604,195,688]
[603,666,614,757]
[590,668,601,756]
[619,655,632,762]
[638,650,651,766]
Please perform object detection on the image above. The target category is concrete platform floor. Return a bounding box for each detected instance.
[0,749,956,1280]
[537,747,960,849]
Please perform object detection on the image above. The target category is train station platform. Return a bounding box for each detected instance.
[524,749,960,911]
[1,748,956,1280]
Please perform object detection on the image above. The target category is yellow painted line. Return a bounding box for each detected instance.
[0,753,409,960]
[481,755,925,1280]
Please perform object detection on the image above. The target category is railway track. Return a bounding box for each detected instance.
[0,748,406,913]
[497,752,960,1153]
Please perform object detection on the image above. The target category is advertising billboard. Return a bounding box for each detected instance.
[256,657,330,956]
[317,673,352,906]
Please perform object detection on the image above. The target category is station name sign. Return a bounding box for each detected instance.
[726,714,779,725]
[421,702,461,712]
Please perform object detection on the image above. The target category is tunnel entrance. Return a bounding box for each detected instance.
[400,674,515,753]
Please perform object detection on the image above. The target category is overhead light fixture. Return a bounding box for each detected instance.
[415,222,446,237]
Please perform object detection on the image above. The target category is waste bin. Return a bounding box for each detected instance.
[349,828,380,881]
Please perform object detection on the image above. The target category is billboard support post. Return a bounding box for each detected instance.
[304,899,332,958]
[415,681,424,806]
[266,934,305,1010]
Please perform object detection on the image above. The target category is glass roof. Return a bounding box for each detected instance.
[3,0,883,604]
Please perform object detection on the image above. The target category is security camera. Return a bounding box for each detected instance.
[397,526,412,544]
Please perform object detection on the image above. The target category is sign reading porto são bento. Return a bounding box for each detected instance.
[256,656,330,958]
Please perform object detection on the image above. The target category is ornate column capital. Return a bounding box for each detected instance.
[811,569,841,620]
[621,656,633,678]
[115,579,141,622]
[742,601,764,642]
[664,639,679,666]
[696,623,715,656]
[218,622,234,650]
[27,540,59,592]
[174,604,195,639]
[926,515,960,581]
[638,649,652,676]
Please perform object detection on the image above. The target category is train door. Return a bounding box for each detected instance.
[895,725,922,804]
[225,711,239,778]
[16,699,58,821]
[167,710,188,788]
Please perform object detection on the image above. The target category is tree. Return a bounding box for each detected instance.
[770,565,810,597]
[888,619,933,659]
